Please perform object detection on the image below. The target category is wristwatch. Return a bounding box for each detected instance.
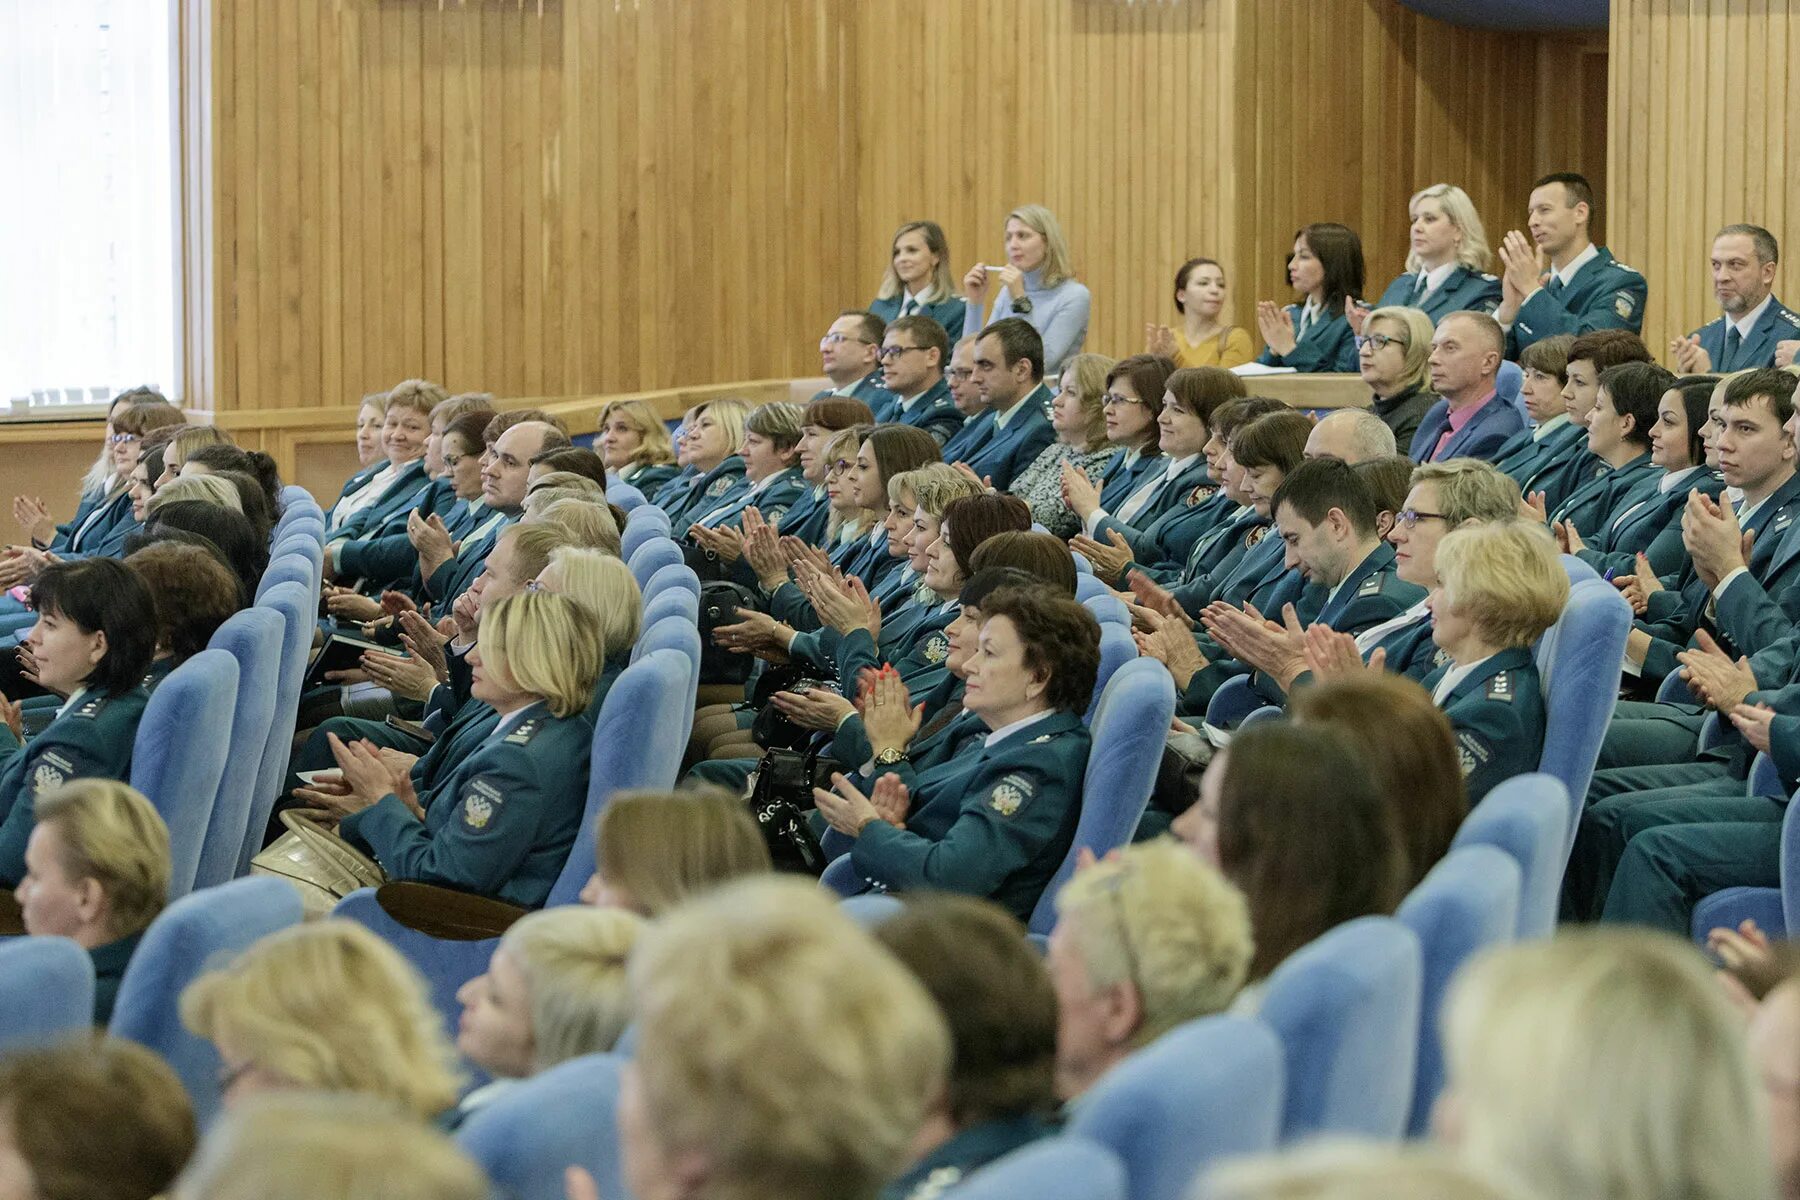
[1011,295,1034,315]
[873,747,908,767]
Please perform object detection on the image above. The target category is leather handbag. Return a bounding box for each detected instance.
[745,746,839,876]
[251,809,387,918]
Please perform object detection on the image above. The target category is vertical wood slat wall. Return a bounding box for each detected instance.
[182,0,1596,420]
[1610,0,1797,355]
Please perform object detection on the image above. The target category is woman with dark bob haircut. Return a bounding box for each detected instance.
[814,587,1098,920]
[0,558,159,884]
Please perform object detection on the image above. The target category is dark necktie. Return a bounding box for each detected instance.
[1722,325,1742,371]
[1547,275,1565,297]
[1406,274,1427,306]
[900,298,917,318]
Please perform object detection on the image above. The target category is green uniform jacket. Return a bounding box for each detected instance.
[880,1115,1055,1200]
[851,709,1090,920]
[0,687,149,884]
[91,931,144,1026]
[1424,646,1545,804]
[1506,246,1648,356]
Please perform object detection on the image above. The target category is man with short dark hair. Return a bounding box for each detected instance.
[1408,312,1525,463]
[815,310,896,410]
[874,315,962,444]
[944,319,1055,491]
[1672,225,1800,372]
[1495,172,1649,356]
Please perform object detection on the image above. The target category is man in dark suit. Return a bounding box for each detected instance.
[1495,172,1648,357]
[814,310,897,412]
[950,319,1056,492]
[1409,312,1525,463]
[1672,225,1800,373]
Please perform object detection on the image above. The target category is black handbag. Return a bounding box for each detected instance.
[746,746,841,876]
[749,680,834,751]
[698,580,763,685]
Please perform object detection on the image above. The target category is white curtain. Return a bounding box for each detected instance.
[0,0,178,407]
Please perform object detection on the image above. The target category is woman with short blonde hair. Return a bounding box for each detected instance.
[539,546,641,653]
[476,590,602,719]
[623,878,950,1200]
[146,473,242,516]
[1368,184,1501,328]
[181,921,462,1120]
[1433,519,1568,650]
[1357,305,1438,451]
[526,496,623,557]
[583,787,771,915]
[1200,1142,1527,1200]
[1438,930,1772,1200]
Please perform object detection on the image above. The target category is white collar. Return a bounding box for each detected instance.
[1432,653,1496,706]
[1658,465,1704,495]
[983,708,1056,748]
[1531,412,1570,440]
[1419,261,1458,293]
[1552,242,1600,286]
[1163,453,1200,482]
[56,686,89,721]
[492,702,537,738]
[1730,294,1775,340]
[992,387,1037,430]
[1354,598,1430,653]
[868,524,886,548]
[1299,297,1324,325]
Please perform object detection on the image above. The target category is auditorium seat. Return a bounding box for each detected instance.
[946,1136,1128,1200]
[1082,593,1129,626]
[1065,1015,1282,1200]
[1075,574,1109,602]
[1259,916,1422,1143]
[1450,773,1568,939]
[1088,623,1138,725]
[254,555,314,602]
[1030,660,1176,936]
[1395,845,1521,1135]
[1689,781,1799,943]
[193,607,283,888]
[131,649,237,897]
[457,1053,629,1200]
[242,579,316,877]
[270,531,324,582]
[0,937,95,1052]
[640,585,700,631]
[627,536,683,588]
[642,561,701,606]
[109,877,304,1126]
[839,892,905,928]
[606,481,646,511]
[1532,578,1631,850]
[1204,675,1269,730]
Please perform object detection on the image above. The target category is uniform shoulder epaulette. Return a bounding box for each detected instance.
[502,718,542,746]
[71,694,110,720]
[1357,573,1384,597]
[1485,671,1516,703]
[1478,272,1499,282]
[1778,308,1800,328]
[1613,260,1643,275]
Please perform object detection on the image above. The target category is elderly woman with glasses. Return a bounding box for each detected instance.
[1356,306,1438,452]
[998,353,1121,539]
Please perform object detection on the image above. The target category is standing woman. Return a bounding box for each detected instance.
[596,398,679,497]
[1370,184,1502,322]
[1255,223,1365,374]
[870,220,967,341]
[961,205,1091,376]
[1147,258,1254,369]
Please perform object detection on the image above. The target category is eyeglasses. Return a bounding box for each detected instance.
[107,433,141,446]
[1356,332,1407,353]
[1101,392,1145,409]
[948,368,974,382]
[820,333,874,349]
[443,453,466,468]
[825,459,854,477]
[878,345,928,361]
[1394,508,1450,529]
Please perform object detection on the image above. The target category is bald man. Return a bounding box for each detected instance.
[1407,312,1525,463]
[1305,409,1398,464]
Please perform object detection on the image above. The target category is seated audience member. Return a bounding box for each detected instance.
[596,398,680,496]
[1524,328,1656,510]
[450,905,645,1124]
[423,413,571,607]
[1292,675,1468,888]
[15,780,169,1022]
[534,547,640,713]
[182,921,461,1121]
[180,442,285,521]
[1146,256,1255,369]
[1423,520,1564,801]
[1304,408,1398,463]
[0,560,156,884]
[685,401,807,557]
[1353,454,1416,535]
[172,1093,486,1200]
[123,426,179,524]
[813,588,1098,920]
[525,470,605,505]
[315,592,597,907]
[1355,305,1437,451]
[10,389,171,552]
[1545,360,1670,537]
[654,397,752,530]
[1569,373,1721,576]
[1172,722,1402,990]
[120,541,240,682]
[1046,841,1253,1102]
[0,1037,196,1200]
[944,319,1056,491]
[527,496,623,557]
[1494,171,1647,356]
[346,391,389,484]
[1491,333,1577,487]
[960,204,1090,375]
[126,501,267,603]
[147,474,242,520]
[1673,224,1799,372]
[1061,354,1183,542]
[1747,970,1800,1200]
[947,335,985,422]
[1369,184,1502,322]
[1255,222,1364,374]
[324,379,442,545]
[527,445,607,490]
[1436,930,1771,1200]
[873,895,1060,1194]
[772,397,876,547]
[871,220,968,341]
[413,409,488,544]
[1199,1143,1528,1200]
[421,392,496,503]
[1003,351,1120,538]
[876,314,964,443]
[1408,312,1524,463]
[621,878,949,1200]
[817,311,898,411]
[157,424,233,487]
[580,787,772,914]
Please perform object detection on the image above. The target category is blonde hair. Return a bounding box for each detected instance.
[887,462,983,517]
[33,780,171,939]
[1061,352,1117,449]
[173,1093,487,1200]
[478,591,602,718]
[1200,1142,1528,1200]
[148,473,243,515]
[630,878,950,1200]
[528,470,605,497]
[745,400,807,452]
[167,425,233,466]
[180,921,462,1119]
[597,399,676,468]
[358,391,390,419]
[1054,840,1253,1047]
[499,906,645,1070]
[1443,930,1772,1200]
[1362,307,1437,395]
[500,521,575,583]
[823,426,876,539]
[876,220,958,304]
[528,497,623,557]
[693,397,753,459]
[595,788,771,916]
[383,379,449,420]
[1410,460,1523,528]
[1006,204,1077,288]
[543,546,641,660]
[1433,519,1568,647]
[1405,184,1493,274]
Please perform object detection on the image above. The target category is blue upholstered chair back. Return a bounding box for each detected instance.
[1084,593,1129,626]
[947,1137,1128,1200]
[109,877,303,1126]
[1450,772,1568,939]
[1531,578,1630,851]
[640,586,700,631]
[627,536,683,587]
[643,561,701,605]
[1259,916,1423,1143]
[1395,845,1521,1135]
[1030,660,1176,936]
[606,482,646,511]
[242,580,315,876]
[1075,573,1109,602]
[1066,1015,1283,1200]
[1088,622,1138,724]
[270,533,324,581]
[457,1054,629,1200]
[0,937,95,1052]
[254,555,313,601]
[194,607,284,887]
[131,649,237,897]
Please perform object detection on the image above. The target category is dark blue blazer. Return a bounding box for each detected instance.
[1255,304,1357,373]
[661,457,748,531]
[619,461,680,497]
[1409,394,1527,463]
[775,484,832,546]
[1550,452,1660,536]
[330,460,430,542]
[882,378,965,445]
[957,385,1056,492]
[940,409,993,464]
[813,372,896,418]
[1094,456,1212,559]
[1507,246,1648,356]
[1375,265,1503,322]
[1576,469,1724,578]
[1494,419,1583,489]
[869,294,968,344]
[1691,296,1800,371]
[1097,448,1167,512]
